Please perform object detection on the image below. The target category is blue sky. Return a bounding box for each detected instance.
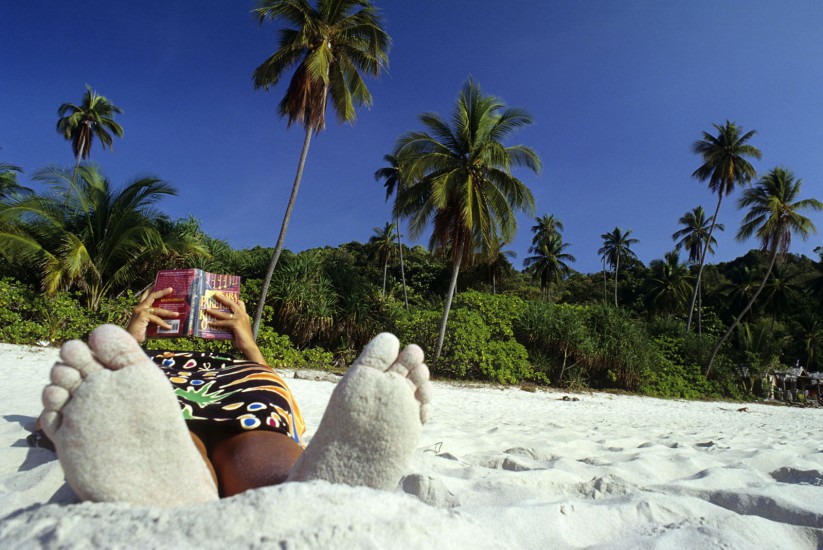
[3,1,823,274]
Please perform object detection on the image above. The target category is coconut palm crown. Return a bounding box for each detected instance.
[56,85,123,166]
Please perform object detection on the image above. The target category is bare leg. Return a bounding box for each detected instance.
[288,333,432,490]
[209,431,303,497]
[41,324,218,506]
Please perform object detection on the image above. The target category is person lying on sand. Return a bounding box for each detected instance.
[37,288,432,507]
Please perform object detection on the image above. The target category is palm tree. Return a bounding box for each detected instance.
[483,235,516,295]
[598,227,638,307]
[646,250,693,317]
[531,213,564,248]
[706,167,822,375]
[56,85,123,198]
[673,205,724,333]
[760,262,803,335]
[687,121,761,332]
[393,79,540,361]
[0,162,30,199]
[374,154,409,309]
[250,0,390,338]
[368,221,397,297]
[0,164,207,310]
[524,233,575,302]
[794,312,823,371]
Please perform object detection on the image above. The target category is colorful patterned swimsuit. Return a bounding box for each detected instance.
[147,350,306,447]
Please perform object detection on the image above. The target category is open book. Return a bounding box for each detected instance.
[145,269,241,340]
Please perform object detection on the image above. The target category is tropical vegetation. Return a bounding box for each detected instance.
[391,78,540,362]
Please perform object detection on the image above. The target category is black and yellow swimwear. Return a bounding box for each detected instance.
[147,350,306,447]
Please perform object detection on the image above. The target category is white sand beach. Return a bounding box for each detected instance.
[1,342,822,549]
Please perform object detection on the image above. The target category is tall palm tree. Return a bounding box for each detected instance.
[646,250,693,317]
[0,164,207,310]
[673,205,724,333]
[250,0,390,338]
[56,85,123,198]
[706,167,822,375]
[394,79,540,361]
[374,154,409,309]
[368,221,397,297]
[687,121,761,332]
[598,227,638,307]
[524,233,575,302]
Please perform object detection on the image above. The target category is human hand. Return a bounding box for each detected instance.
[205,293,268,366]
[126,287,180,344]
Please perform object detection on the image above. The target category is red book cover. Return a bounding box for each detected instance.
[145,269,241,340]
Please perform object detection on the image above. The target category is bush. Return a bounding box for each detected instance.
[395,293,539,384]
[514,302,593,386]
[0,278,101,344]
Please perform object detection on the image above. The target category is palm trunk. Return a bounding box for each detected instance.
[252,125,314,338]
[382,256,388,297]
[697,282,702,335]
[602,258,607,304]
[66,136,86,207]
[492,271,496,295]
[614,254,619,307]
[397,217,409,311]
[687,195,723,332]
[434,242,464,362]
[705,249,778,376]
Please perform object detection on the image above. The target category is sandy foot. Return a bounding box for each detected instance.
[40,324,218,507]
[288,333,432,490]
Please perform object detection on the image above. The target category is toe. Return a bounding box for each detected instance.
[88,324,151,371]
[40,411,61,437]
[42,384,70,413]
[354,332,400,372]
[50,363,83,392]
[389,344,425,377]
[60,340,102,378]
[407,362,430,389]
[415,380,433,406]
[419,403,431,424]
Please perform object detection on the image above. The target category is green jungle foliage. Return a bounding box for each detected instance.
[4,192,823,401]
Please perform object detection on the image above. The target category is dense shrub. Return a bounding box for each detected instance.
[395,293,539,384]
[0,278,102,344]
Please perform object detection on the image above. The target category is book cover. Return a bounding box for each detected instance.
[145,269,241,340]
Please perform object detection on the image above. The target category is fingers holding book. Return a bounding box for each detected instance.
[205,294,267,366]
[126,287,180,344]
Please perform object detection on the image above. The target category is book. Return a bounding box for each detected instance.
[145,269,241,340]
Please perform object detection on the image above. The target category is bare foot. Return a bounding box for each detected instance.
[287,333,432,490]
[41,324,218,506]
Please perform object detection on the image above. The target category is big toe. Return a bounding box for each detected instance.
[88,324,150,371]
[389,344,425,377]
[354,332,400,372]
